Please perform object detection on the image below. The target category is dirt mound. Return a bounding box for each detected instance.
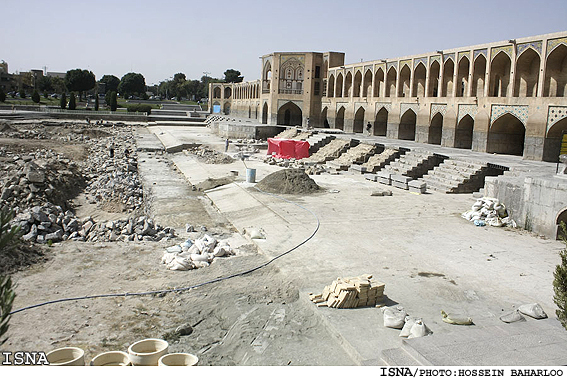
[256,169,320,194]
[195,177,235,191]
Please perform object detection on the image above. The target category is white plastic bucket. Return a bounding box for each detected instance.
[246,168,256,183]
[46,347,85,366]
[90,351,131,366]
[127,338,169,366]
[158,353,199,366]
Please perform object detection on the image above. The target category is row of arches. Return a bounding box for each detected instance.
[211,83,261,100]
[327,43,567,99]
[321,106,567,161]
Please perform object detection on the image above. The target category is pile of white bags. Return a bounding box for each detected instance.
[461,197,516,227]
[161,234,234,271]
[382,306,433,339]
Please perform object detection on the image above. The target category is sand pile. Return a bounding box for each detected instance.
[256,169,320,194]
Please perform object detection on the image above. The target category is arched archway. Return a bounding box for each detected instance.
[457,57,469,97]
[413,63,426,97]
[353,107,365,133]
[336,107,345,130]
[455,115,474,149]
[224,87,232,98]
[223,102,231,115]
[213,87,221,99]
[543,117,567,162]
[353,71,362,97]
[544,44,567,97]
[374,68,384,97]
[487,113,525,155]
[399,110,416,140]
[490,51,511,97]
[328,74,335,98]
[321,107,329,128]
[335,73,343,97]
[386,67,396,97]
[428,113,443,145]
[277,102,302,126]
[399,65,411,97]
[212,101,221,114]
[363,70,372,97]
[374,107,388,136]
[556,208,567,240]
[514,49,540,97]
[428,61,440,97]
[262,103,268,124]
[472,55,486,97]
[345,72,353,97]
[442,59,455,97]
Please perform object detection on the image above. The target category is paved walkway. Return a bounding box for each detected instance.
[148,124,567,365]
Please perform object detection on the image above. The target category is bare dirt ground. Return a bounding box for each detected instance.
[2,121,354,366]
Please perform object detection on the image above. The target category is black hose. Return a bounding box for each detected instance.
[9,187,320,315]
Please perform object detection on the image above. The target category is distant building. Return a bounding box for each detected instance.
[0,60,15,92]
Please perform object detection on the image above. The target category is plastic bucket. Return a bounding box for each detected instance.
[158,353,199,366]
[246,168,256,183]
[46,347,85,366]
[90,351,131,366]
[127,338,169,366]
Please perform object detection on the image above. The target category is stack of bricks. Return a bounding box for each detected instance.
[309,275,385,308]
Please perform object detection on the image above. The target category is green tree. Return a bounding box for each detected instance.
[51,77,66,94]
[0,207,20,346]
[19,91,26,99]
[60,93,67,109]
[68,92,76,110]
[99,75,120,94]
[118,73,145,98]
[95,95,99,111]
[31,90,40,104]
[37,76,53,94]
[224,69,244,83]
[65,69,96,101]
[554,222,567,330]
[0,89,5,103]
[110,91,117,111]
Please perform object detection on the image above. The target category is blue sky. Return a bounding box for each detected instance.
[2,0,566,85]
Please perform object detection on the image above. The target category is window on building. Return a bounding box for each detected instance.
[314,81,320,95]
[315,66,321,79]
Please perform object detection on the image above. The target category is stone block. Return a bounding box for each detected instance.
[376,171,392,185]
[391,174,412,184]
[408,180,427,194]
[364,174,377,182]
[392,180,409,190]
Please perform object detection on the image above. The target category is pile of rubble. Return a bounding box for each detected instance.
[309,275,385,308]
[11,203,175,244]
[263,156,327,175]
[161,234,234,270]
[461,197,516,227]
[0,149,85,211]
[326,143,375,171]
[186,146,234,164]
[81,130,142,211]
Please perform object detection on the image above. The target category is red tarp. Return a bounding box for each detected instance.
[267,138,310,159]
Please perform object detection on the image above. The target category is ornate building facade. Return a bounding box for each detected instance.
[209,31,567,162]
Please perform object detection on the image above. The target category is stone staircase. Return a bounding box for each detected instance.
[422,159,508,194]
[306,133,335,154]
[380,150,445,180]
[360,148,402,174]
[302,138,356,164]
[326,143,376,171]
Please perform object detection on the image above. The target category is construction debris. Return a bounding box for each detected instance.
[256,169,320,194]
[461,197,516,227]
[441,310,473,325]
[309,275,385,308]
[161,234,235,271]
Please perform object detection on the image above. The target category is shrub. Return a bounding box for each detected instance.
[60,93,67,109]
[554,222,567,330]
[31,90,40,104]
[110,91,117,111]
[0,89,5,103]
[68,92,76,110]
[126,103,152,114]
[19,91,26,99]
